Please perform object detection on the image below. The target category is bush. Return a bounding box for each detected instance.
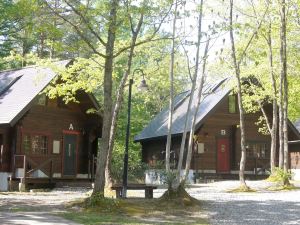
[268,167,293,185]
[87,192,121,211]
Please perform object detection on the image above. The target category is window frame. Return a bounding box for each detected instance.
[245,140,269,159]
[21,130,52,156]
[36,94,47,106]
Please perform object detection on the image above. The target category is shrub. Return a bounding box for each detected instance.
[268,167,293,185]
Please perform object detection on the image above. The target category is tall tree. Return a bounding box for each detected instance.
[177,0,204,183]
[93,0,119,194]
[165,0,178,173]
[279,0,289,181]
[43,0,173,195]
[228,0,268,189]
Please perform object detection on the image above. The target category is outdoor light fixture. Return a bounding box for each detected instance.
[122,68,148,198]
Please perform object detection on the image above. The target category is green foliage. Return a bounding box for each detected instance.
[162,170,178,189]
[86,192,121,211]
[267,167,293,185]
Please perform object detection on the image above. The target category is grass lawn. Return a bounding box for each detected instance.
[62,197,209,225]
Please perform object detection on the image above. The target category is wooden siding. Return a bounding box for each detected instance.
[0,127,12,172]
[141,94,273,172]
[11,93,101,176]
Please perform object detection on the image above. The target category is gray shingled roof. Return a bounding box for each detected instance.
[134,78,230,142]
[0,60,71,126]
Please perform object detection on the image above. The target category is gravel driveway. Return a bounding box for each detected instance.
[0,188,90,225]
[1,181,299,225]
[152,180,300,225]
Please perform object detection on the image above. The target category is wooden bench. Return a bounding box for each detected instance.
[111,184,157,199]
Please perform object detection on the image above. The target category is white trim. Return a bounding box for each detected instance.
[76,174,88,179]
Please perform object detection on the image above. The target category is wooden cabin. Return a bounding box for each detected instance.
[289,119,300,180]
[135,78,300,183]
[0,61,101,191]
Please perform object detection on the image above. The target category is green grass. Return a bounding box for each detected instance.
[267,184,300,191]
[227,185,257,193]
[61,197,209,225]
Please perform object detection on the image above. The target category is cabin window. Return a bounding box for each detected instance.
[23,135,31,153]
[22,134,48,155]
[37,94,47,106]
[228,95,236,113]
[246,142,267,158]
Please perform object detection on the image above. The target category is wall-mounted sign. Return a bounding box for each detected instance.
[221,129,226,135]
[69,123,74,130]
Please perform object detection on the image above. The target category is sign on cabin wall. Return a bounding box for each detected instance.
[69,123,74,130]
[53,140,60,154]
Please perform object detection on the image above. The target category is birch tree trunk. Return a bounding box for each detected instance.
[266,22,277,173]
[278,71,284,169]
[105,14,144,187]
[280,0,289,180]
[182,38,210,182]
[165,0,178,173]
[229,0,248,188]
[177,0,204,183]
[93,0,119,195]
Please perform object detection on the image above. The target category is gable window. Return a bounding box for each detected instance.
[22,134,48,155]
[37,94,47,106]
[246,141,267,159]
[228,95,236,113]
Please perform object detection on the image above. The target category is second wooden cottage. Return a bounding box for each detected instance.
[0,60,101,191]
[134,78,300,183]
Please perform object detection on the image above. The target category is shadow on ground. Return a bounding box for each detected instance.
[204,198,300,225]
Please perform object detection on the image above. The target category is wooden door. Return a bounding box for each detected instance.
[63,134,77,176]
[217,138,230,172]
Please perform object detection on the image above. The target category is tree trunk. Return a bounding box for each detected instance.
[177,0,203,183]
[266,22,277,173]
[229,0,247,188]
[182,38,209,183]
[165,0,178,173]
[278,81,284,169]
[105,14,144,187]
[280,0,289,175]
[93,0,119,196]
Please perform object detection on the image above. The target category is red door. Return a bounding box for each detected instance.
[217,138,230,172]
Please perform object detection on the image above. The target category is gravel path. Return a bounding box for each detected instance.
[1,182,300,225]
[0,187,90,225]
[152,180,300,225]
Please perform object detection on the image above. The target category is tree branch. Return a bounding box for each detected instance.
[42,0,106,58]
[63,0,106,46]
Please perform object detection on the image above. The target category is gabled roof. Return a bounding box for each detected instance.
[294,119,300,133]
[0,60,99,126]
[134,78,230,142]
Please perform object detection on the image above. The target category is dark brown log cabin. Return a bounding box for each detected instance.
[0,61,101,191]
[135,78,300,182]
[288,119,300,180]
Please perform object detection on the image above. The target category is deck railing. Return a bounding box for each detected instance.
[13,154,56,183]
